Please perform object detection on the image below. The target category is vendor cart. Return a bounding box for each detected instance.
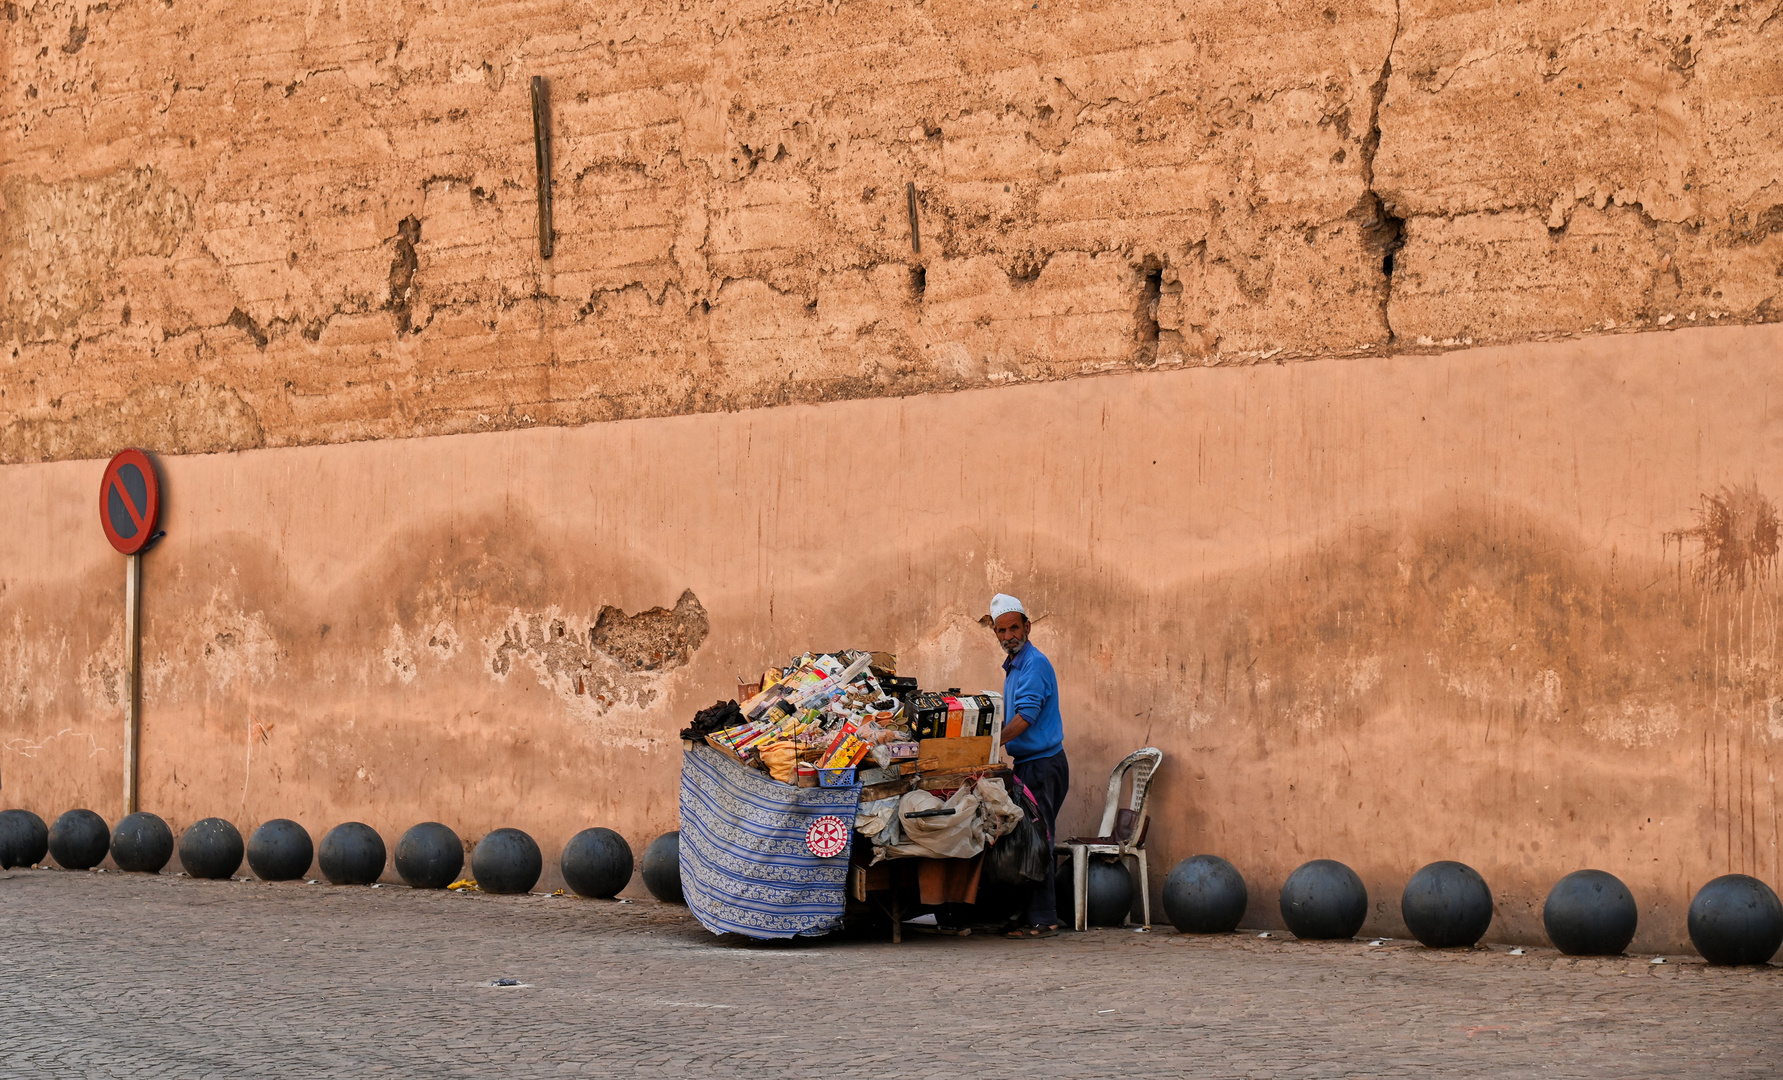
[674,650,1029,942]
[679,744,1025,941]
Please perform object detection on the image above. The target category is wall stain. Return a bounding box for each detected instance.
[1666,483,1779,591]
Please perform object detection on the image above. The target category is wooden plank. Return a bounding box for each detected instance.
[916,736,993,772]
[852,863,893,902]
[916,764,1012,790]
[860,777,914,801]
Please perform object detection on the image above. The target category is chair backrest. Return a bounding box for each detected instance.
[1094,747,1163,845]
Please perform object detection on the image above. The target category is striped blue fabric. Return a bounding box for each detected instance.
[679,745,862,939]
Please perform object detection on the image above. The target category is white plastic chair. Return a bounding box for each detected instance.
[1057,747,1162,930]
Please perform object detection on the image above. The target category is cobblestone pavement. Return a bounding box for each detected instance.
[2,867,1779,1078]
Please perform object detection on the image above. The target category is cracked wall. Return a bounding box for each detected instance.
[7,325,1783,945]
[6,0,1776,463]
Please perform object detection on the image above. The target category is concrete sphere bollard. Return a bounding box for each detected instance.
[560,827,634,899]
[1543,869,1638,955]
[0,809,50,868]
[395,822,464,890]
[247,819,314,881]
[641,831,684,904]
[471,828,542,894]
[1279,859,1369,940]
[319,822,387,886]
[1162,854,1249,934]
[110,812,175,873]
[1057,858,1136,928]
[178,818,244,879]
[1400,861,1494,949]
[48,809,110,870]
[1687,874,1783,966]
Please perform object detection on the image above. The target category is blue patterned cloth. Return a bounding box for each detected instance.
[679,745,862,939]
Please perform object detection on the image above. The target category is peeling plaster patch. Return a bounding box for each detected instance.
[1342,653,1384,697]
[383,624,419,685]
[146,591,282,694]
[1284,697,1330,731]
[381,619,463,685]
[484,592,708,717]
[81,653,124,708]
[590,590,709,672]
[1584,699,1684,747]
[0,612,70,714]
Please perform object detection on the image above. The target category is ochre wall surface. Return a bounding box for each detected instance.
[6,323,1783,950]
[5,0,1783,463]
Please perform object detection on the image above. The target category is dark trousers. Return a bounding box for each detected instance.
[1012,749,1069,928]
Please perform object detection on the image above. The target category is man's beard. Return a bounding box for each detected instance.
[1001,638,1024,656]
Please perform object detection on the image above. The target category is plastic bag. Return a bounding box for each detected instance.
[854,797,903,847]
[984,779,1050,886]
[875,787,985,861]
[973,778,1023,847]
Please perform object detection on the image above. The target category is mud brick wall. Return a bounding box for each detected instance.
[5,0,1782,463]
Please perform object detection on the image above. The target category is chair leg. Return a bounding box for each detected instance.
[1119,853,1131,928]
[1073,847,1088,932]
[1138,851,1151,929]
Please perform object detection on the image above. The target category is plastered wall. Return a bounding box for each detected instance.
[5,0,1783,463]
[6,323,1783,951]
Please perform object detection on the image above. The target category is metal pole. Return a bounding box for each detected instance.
[124,551,142,816]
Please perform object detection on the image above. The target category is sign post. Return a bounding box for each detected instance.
[100,449,162,816]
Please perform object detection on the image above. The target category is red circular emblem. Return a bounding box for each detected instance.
[805,816,849,858]
[99,448,162,555]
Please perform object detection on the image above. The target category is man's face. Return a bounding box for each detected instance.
[994,612,1030,657]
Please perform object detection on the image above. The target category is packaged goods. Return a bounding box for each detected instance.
[909,692,949,740]
[820,718,863,764]
[684,649,1002,820]
[945,695,965,738]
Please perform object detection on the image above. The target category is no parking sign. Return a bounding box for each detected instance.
[99,448,161,554]
[100,447,162,815]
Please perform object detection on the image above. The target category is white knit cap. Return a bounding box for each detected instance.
[989,593,1027,620]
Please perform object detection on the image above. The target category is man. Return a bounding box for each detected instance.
[990,592,1069,938]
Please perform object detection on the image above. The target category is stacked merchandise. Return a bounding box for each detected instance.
[682,649,1030,907]
[697,650,921,786]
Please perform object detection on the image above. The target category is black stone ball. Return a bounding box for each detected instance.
[1401,860,1494,948]
[471,828,542,894]
[395,822,464,890]
[1543,869,1638,956]
[1687,874,1783,966]
[1280,859,1369,940]
[178,818,244,879]
[560,827,634,899]
[0,809,49,868]
[111,812,175,873]
[48,810,110,870]
[247,819,314,881]
[641,831,683,904]
[1055,858,1135,927]
[319,822,387,886]
[1163,854,1249,934]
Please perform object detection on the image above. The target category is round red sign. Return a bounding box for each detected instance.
[99,448,161,555]
[805,816,849,859]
